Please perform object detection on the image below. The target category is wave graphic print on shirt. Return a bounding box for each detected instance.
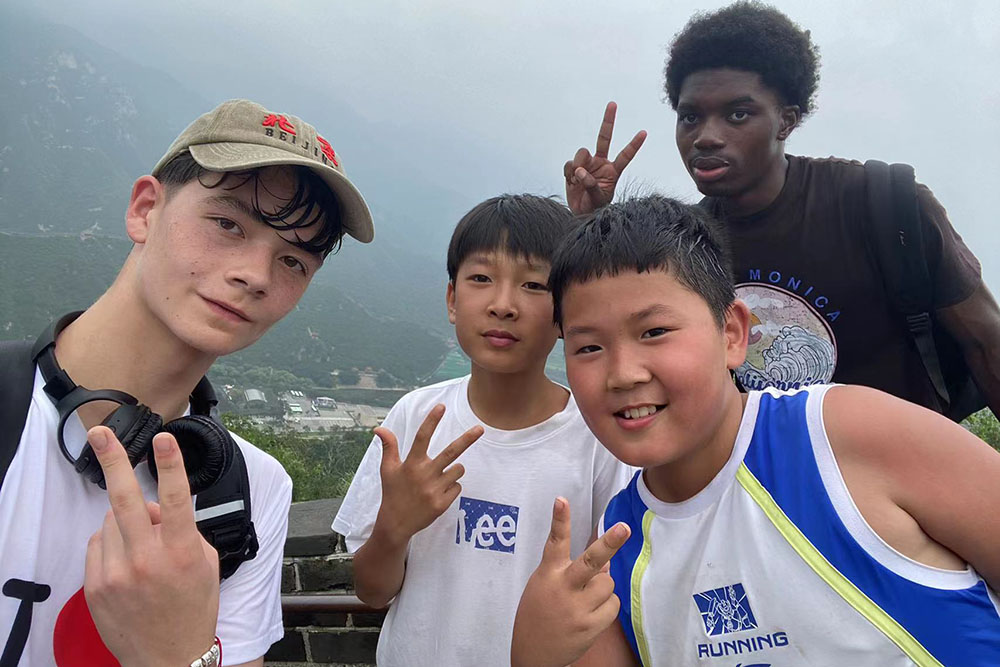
[736,283,837,391]
[455,496,519,553]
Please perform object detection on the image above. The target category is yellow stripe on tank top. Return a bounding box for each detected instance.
[735,463,942,666]
[630,509,655,666]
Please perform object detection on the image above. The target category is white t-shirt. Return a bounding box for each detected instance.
[333,375,632,667]
[0,369,292,666]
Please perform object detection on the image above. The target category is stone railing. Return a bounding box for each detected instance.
[265,498,386,666]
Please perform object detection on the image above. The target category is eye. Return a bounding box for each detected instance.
[281,256,308,275]
[468,274,491,283]
[678,112,699,125]
[523,281,549,292]
[640,327,670,339]
[574,344,602,355]
[214,217,244,236]
[728,110,750,123]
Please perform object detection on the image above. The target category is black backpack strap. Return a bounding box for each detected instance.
[864,159,951,407]
[0,340,37,493]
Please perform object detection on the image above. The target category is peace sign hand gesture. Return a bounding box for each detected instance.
[84,426,219,667]
[511,497,631,667]
[564,102,647,215]
[375,404,483,544]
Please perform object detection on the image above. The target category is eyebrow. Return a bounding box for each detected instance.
[677,95,759,111]
[204,194,268,227]
[564,303,677,338]
[465,254,549,273]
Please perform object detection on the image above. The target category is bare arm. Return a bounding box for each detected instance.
[352,517,409,609]
[824,385,1000,591]
[936,281,1000,419]
[352,406,482,608]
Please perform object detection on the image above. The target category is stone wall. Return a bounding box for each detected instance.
[265,498,386,666]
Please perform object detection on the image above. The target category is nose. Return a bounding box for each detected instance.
[606,345,651,392]
[226,242,273,296]
[488,283,518,320]
[692,117,726,151]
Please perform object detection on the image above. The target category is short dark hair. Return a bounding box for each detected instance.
[155,151,344,258]
[550,195,734,327]
[446,194,576,281]
[664,1,820,117]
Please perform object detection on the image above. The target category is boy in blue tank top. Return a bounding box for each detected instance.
[511,195,1000,666]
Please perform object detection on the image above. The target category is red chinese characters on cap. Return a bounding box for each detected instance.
[316,136,339,167]
[262,114,296,135]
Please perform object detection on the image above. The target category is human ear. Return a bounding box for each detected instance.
[124,176,165,244]
[446,281,457,325]
[724,299,752,369]
[776,105,800,141]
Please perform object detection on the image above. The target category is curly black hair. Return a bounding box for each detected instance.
[664,1,820,116]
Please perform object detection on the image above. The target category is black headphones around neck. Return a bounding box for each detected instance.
[32,311,259,579]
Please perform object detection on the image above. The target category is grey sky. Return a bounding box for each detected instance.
[24,0,1000,289]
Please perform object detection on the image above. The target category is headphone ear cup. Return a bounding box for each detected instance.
[79,405,162,488]
[150,415,233,495]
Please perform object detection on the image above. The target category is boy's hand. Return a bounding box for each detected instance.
[374,404,483,545]
[511,497,630,667]
[564,101,647,215]
[84,426,220,667]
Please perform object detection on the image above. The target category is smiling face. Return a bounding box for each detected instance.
[126,166,326,357]
[446,251,560,377]
[562,268,749,471]
[675,68,798,213]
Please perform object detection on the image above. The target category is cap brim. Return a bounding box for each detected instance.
[188,142,374,243]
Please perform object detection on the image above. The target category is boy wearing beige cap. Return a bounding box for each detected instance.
[0,99,372,666]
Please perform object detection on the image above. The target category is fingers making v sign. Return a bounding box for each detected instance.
[374,404,484,543]
[511,497,631,667]
[564,101,647,215]
[83,426,220,667]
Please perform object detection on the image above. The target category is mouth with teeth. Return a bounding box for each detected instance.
[615,404,665,422]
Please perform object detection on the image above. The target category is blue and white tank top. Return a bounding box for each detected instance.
[601,385,1000,666]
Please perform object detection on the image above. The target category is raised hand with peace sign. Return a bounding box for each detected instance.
[352,405,483,608]
[510,497,632,667]
[83,426,220,667]
[564,102,647,215]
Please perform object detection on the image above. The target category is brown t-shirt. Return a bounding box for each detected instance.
[704,155,982,409]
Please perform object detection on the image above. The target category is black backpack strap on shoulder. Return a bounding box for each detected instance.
[0,340,37,493]
[864,159,950,407]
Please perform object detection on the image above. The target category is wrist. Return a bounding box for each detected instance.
[372,516,412,550]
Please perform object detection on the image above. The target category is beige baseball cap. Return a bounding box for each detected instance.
[152,99,374,243]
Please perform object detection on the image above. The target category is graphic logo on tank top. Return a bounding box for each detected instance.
[693,583,758,636]
[735,282,838,391]
[455,496,519,554]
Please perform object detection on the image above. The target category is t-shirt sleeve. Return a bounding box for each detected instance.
[332,400,409,553]
[215,454,292,664]
[916,183,983,308]
[590,448,633,534]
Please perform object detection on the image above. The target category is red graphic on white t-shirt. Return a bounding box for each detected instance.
[52,587,119,666]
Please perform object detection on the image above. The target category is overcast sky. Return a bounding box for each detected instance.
[22,0,1000,289]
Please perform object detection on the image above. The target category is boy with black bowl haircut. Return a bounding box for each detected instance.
[334,194,631,666]
[512,195,1000,666]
